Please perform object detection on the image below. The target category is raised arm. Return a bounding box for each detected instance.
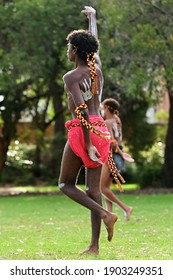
[81,6,101,65]
[82,6,98,38]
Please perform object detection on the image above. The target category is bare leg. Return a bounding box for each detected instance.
[81,166,102,255]
[105,197,113,212]
[59,142,118,251]
[100,162,133,221]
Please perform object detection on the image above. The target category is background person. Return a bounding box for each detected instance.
[100,98,133,220]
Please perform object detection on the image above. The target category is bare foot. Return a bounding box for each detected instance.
[103,213,118,242]
[124,207,133,221]
[80,245,99,255]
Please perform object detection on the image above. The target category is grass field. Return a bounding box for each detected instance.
[0,190,173,260]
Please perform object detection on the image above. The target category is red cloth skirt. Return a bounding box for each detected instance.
[65,115,110,168]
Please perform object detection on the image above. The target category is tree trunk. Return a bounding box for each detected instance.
[52,87,65,134]
[33,144,41,177]
[0,136,9,173]
[50,81,66,178]
[164,92,173,188]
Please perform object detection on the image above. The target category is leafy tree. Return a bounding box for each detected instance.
[0,0,85,175]
[1,0,172,188]
[98,0,173,187]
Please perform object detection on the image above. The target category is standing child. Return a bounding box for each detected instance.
[100,98,134,220]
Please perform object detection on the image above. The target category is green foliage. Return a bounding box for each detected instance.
[121,99,156,158]
[6,141,34,169]
[138,142,165,188]
[123,161,138,184]
[0,141,35,185]
[155,109,168,123]
[97,0,173,187]
[155,109,168,141]
[0,133,66,185]
[40,133,66,182]
[99,0,173,101]
[0,0,85,172]
[1,0,173,187]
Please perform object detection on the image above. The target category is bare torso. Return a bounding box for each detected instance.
[64,62,103,119]
[106,116,122,146]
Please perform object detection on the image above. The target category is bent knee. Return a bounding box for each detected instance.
[58,182,65,189]
[86,187,101,199]
[58,180,75,190]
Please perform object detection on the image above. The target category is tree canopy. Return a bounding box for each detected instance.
[98,0,173,187]
[0,0,173,187]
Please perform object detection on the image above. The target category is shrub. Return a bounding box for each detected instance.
[137,141,164,188]
[0,133,66,186]
[0,141,35,185]
[122,161,138,183]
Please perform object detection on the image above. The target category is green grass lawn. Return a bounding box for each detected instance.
[0,191,173,260]
[0,183,139,194]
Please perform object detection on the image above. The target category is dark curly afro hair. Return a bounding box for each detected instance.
[66,29,99,61]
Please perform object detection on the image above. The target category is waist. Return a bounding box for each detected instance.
[65,115,106,130]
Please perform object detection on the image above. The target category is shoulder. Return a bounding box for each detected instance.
[63,70,76,82]
[63,69,82,87]
[63,69,84,96]
[105,119,113,128]
[115,115,122,125]
[64,68,83,80]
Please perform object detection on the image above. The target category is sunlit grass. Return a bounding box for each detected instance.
[0,192,173,260]
[1,184,139,194]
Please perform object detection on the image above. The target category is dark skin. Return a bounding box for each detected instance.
[59,6,118,255]
[100,104,133,220]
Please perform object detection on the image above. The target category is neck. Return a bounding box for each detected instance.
[106,112,114,119]
[74,56,87,67]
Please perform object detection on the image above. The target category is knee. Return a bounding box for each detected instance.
[58,182,65,190]
[58,178,68,191]
[58,179,66,193]
[58,179,75,194]
[86,186,101,200]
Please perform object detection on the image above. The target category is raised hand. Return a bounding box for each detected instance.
[81,6,96,17]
